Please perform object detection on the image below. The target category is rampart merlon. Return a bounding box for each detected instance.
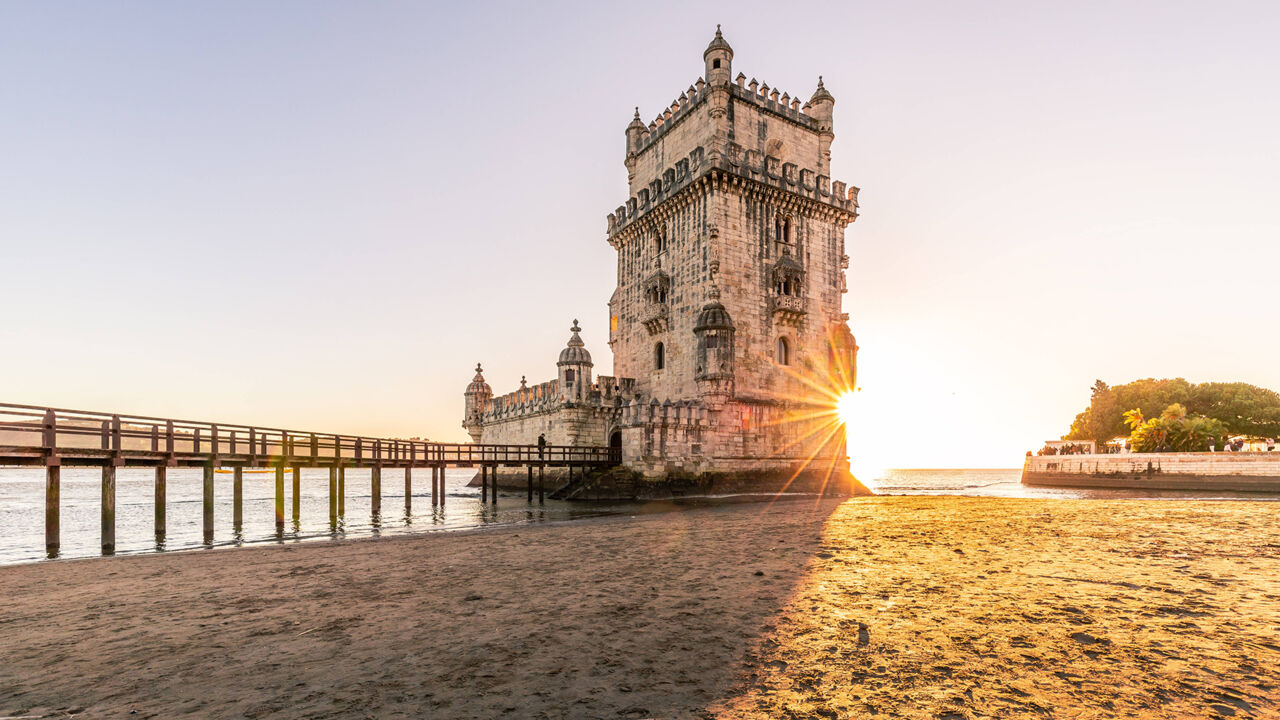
[607,144,859,236]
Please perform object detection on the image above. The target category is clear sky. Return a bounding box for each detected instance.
[2,1,1278,474]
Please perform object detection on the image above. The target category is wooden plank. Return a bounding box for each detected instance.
[45,463,59,558]
[292,466,301,525]
[328,465,337,528]
[274,465,285,531]
[203,462,214,546]
[233,466,243,531]
[155,466,166,542]
[338,465,345,516]
[101,464,115,555]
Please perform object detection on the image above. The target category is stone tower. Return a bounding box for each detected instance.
[607,27,859,438]
[467,28,861,492]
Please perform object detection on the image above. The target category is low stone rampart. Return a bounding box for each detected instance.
[1022,453,1280,492]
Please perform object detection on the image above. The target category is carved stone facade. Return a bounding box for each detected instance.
[465,28,859,486]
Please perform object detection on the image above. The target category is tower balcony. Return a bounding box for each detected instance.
[769,295,806,324]
[642,303,669,335]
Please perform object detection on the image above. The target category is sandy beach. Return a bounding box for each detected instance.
[2,496,1277,719]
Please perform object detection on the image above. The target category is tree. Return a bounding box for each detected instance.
[1126,404,1227,453]
[1066,378,1280,443]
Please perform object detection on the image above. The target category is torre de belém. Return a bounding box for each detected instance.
[464,28,862,494]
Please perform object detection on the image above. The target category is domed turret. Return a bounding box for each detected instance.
[694,287,736,394]
[463,362,493,442]
[808,76,835,173]
[557,320,594,402]
[703,24,733,85]
[694,300,734,331]
[626,107,646,156]
[557,319,593,366]
[466,363,492,396]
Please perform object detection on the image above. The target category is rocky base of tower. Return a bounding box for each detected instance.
[472,466,873,501]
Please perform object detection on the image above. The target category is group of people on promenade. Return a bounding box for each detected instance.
[1035,437,1277,455]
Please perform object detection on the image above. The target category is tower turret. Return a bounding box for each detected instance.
[557,319,594,403]
[463,363,493,442]
[625,107,646,155]
[703,25,733,86]
[808,76,835,174]
[693,286,736,402]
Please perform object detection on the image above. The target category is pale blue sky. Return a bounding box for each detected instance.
[2,1,1278,470]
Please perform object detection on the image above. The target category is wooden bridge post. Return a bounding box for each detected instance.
[101,464,116,555]
[528,465,534,503]
[274,464,285,533]
[491,465,497,506]
[328,465,338,527]
[371,440,382,519]
[203,460,215,546]
[430,466,437,506]
[155,466,167,542]
[338,465,345,516]
[439,464,446,507]
[404,466,412,513]
[481,464,488,504]
[292,466,301,526]
[43,409,59,557]
[233,466,243,532]
[539,464,545,504]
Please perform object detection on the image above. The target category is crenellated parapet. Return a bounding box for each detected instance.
[632,77,710,156]
[606,141,859,240]
[620,398,709,428]
[717,141,859,212]
[731,75,819,129]
[608,146,708,238]
[480,379,562,423]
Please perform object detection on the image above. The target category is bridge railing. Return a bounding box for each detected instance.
[0,402,617,467]
[0,402,619,559]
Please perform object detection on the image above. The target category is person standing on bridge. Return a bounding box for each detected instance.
[538,433,547,460]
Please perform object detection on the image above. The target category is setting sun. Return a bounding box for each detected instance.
[836,392,857,427]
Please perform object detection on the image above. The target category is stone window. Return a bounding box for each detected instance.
[774,215,792,247]
[565,369,575,383]
[655,342,665,370]
[713,59,721,69]
[705,334,719,349]
[654,227,667,255]
[775,337,790,366]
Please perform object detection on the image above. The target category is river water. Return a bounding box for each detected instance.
[2,467,1276,565]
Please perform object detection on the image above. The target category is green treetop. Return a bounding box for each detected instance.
[1066,378,1280,443]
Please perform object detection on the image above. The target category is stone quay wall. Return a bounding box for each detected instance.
[1022,453,1280,492]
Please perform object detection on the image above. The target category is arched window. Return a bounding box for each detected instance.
[783,217,791,244]
[655,342,666,370]
[775,337,790,365]
[655,227,666,255]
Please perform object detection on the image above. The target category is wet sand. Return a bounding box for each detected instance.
[1,497,1277,719]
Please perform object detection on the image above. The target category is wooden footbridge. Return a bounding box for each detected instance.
[0,403,619,558]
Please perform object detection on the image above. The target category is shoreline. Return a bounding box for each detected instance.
[2,496,1277,718]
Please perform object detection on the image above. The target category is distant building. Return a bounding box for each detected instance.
[465,28,859,487]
